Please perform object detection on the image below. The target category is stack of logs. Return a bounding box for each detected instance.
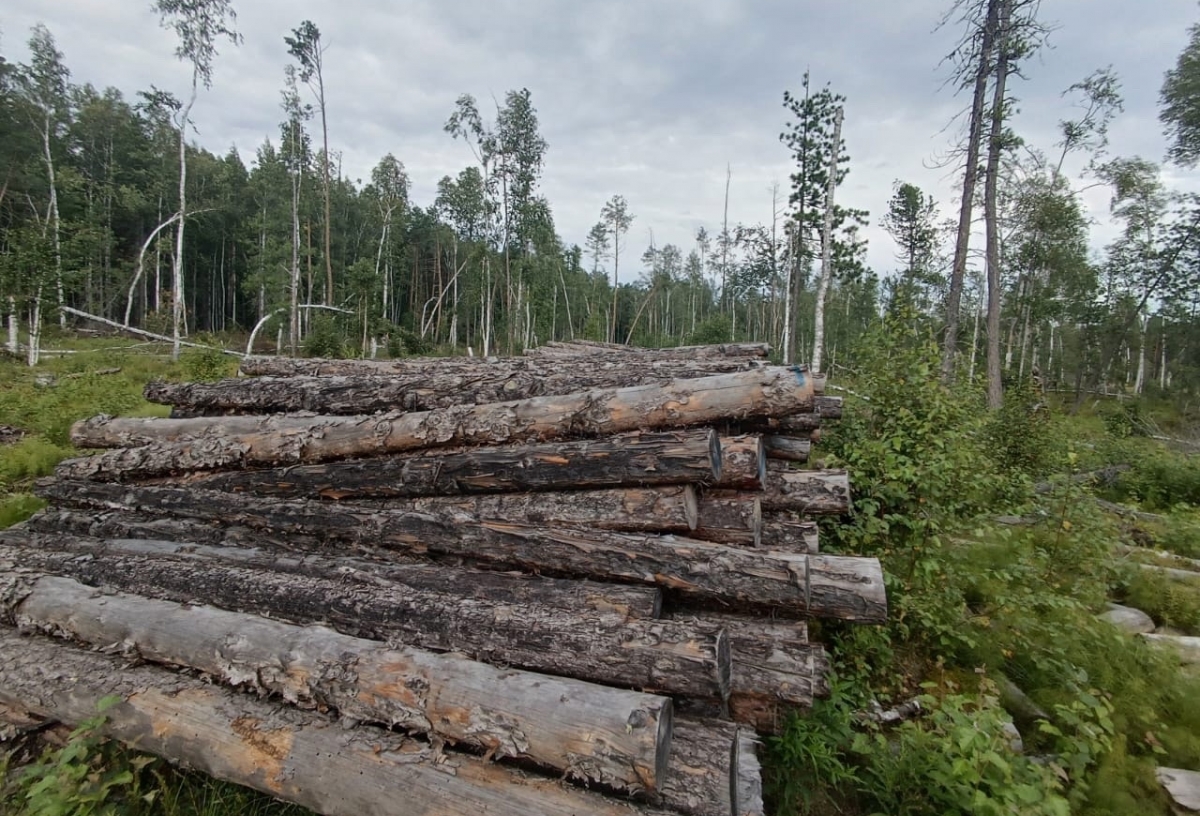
[0,340,885,816]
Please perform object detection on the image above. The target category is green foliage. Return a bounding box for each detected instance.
[0,437,73,484]
[685,314,733,346]
[1106,445,1200,510]
[984,378,1064,483]
[765,677,860,813]
[0,493,46,529]
[301,316,350,359]
[386,326,433,358]
[1120,569,1200,634]
[177,339,237,382]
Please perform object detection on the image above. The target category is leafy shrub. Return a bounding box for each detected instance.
[0,493,46,529]
[685,314,733,346]
[984,377,1065,484]
[302,316,350,359]
[386,326,433,358]
[178,339,237,383]
[0,437,73,484]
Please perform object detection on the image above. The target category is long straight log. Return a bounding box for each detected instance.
[694,492,761,546]
[4,573,672,791]
[712,436,766,490]
[760,511,819,554]
[760,466,851,514]
[70,367,821,455]
[368,485,698,534]
[0,629,673,816]
[35,480,882,616]
[763,435,811,463]
[11,521,662,619]
[661,719,764,816]
[154,358,773,416]
[164,429,720,499]
[0,538,732,697]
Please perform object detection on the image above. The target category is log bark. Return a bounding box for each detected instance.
[368,485,698,534]
[815,396,843,419]
[154,358,775,416]
[759,511,819,554]
[760,466,851,515]
[694,492,761,547]
[11,521,662,619]
[712,436,766,490]
[64,368,819,477]
[35,480,880,616]
[526,341,771,361]
[3,572,672,791]
[167,429,721,499]
[660,719,764,816]
[763,435,810,463]
[0,538,733,698]
[0,629,674,816]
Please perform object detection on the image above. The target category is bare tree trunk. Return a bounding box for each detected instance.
[811,107,843,375]
[172,77,199,361]
[5,297,17,355]
[942,0,999,383]
[1135,312,1148,395]
[984,0,1011,409]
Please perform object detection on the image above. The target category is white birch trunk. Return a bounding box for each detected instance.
[810,107,842,375]
[1135,313,1148,395]
[172,78,199,361]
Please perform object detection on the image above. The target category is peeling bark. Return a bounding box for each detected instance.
[713,436,766,490]
[760,465,851,514]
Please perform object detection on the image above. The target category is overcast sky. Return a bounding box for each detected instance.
[5,1,1199,277]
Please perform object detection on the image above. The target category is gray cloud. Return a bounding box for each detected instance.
[5,0,1198,277]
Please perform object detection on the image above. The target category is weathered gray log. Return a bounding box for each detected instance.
[11,522,661,619]
[4,573,672,791]
[155,358,775,416]
[760,465,851,515]
[170,429,721,499]
[369,485,698,534]
[712,436,766,490]
[816,395,843,419]
[0,538,733,697]
[759,511,819,554]
[763,435,811,463]
[63,368,819,479]
[526,341,771,361]
[694,492,761,546]
[0,629,674,816]
[35,480,881,616]
[661,719,764,816]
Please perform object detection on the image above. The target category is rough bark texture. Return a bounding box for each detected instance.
[712,436,766,490]
[660,719,764,816]
[5,573,672,791]
[763,436,811,463]
[35,481,843,612]
[8,526,662,620]
[0,539,732,698]
[0,629,674,816]
[169,430,721,499]
[64,368,819,477]
[760,511,819,554]
[760,466,851,515]
[154,358,779,416]
[815,396,843,419]
[694,492,761,547]
[367,485,699,534]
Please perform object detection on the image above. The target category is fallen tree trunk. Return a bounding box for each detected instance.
[712,436,766,490]
[760,511,819,554]
[526,341,771,361]
[35,480,882,616]
[65,368,819,476]
[763,435,811,463]
[10,523,662,619]
[0,629,675,816]
[661,719,763,816]
[154,358,780,416]
[760,466,851,515]
[4,573,672,791]
[368,485,699,534]
[167,429,721,499]
[0,538,732,698]
[694,492,761,547]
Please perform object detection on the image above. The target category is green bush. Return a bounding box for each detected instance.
[0,437,73,484]
[178,339,237,383]
[302,316,350,359]
[0,493,46,529]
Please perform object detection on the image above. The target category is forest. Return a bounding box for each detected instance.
[6,1,1200,815]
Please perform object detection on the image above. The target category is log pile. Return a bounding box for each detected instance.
[0,341,881,816]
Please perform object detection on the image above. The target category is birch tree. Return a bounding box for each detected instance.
[286,21,332,305]
[153,0,241,359]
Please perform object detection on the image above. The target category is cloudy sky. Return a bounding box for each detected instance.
[5,1,1199,276]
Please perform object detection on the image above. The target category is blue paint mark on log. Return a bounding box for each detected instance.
[790,366,807,387]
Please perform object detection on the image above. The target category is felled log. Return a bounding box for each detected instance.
[368,485,698,534]
[694,492,761,547]
[816,395,843,419]
[760,465,851,514]
[661,719,763,816]
[172,429,721,499]
[712,436,766,490]
[10,524,662,619]
[763,435,810,463]
[64,368,821,478]
[0,629,675,816]
[0,538,732,698]
[526,341,771,361]
[153,358,776,416]
[759,511,819,554]
[36,481,879,616]
[4,573,672,791]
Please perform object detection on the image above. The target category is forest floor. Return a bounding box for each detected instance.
[1,328,1200,815]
